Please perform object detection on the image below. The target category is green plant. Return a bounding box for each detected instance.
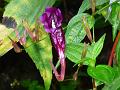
[0,0,120,90]
[21,80,44,90]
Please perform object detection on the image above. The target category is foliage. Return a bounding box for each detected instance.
[65,13,95,44]
[21,80,44,90]
[0,0,120,90]
[0,0,55,90]
[87,65,115,84]
[66,34,105,66]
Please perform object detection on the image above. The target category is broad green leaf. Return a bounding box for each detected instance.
[87,65,115,84]
[25,32,52,90]
[65,13,94,44]
[65,43,85,64]
[101,2,120,40]
[86,34,106,67]
[2,0,56,90]
[66,34,105,66]
[112,65,120,85]
[103,74,120,90]
[78,0,109,14]
[3,0,56,28]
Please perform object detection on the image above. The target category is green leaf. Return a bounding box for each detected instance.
[103,74,120,90]
[87,65,115,84]
[101,2,120,40]
[87,34,106,67]
[65,13,94,44]
[65,43,85,64]
[110,3,120,40]
[90,34,106,59]
[66,34,105,66]
[78,0,109,14]
[3,0,56,27]
[25,29,52,90]
[2,0,56,90]
[25,31,52,90]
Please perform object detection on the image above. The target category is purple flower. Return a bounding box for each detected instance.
[40,7,65,81]
[40,7,63,33]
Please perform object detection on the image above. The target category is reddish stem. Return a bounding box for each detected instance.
[108,31,120,66]
[8,36,22,53]
[50,50,66,81]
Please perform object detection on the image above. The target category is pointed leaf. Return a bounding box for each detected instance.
[90,34,106,59]
[110,3,120,40]
[65,13,94,44]
[66,34,105,66]
[87,65,115,84]
[25,33,52,90]
[101,2,120,40]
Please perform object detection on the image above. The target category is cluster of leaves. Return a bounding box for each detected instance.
[0,0,120,90]
[66,0,120,90]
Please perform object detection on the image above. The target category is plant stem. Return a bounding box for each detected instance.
[92,26,95,42]
[108,31,120,66]
[90,0,96,15]
[55,60,60,69]
[92,79,97,90]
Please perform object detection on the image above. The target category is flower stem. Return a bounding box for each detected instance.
[108,31,120,66]
[50,57,66,81]
[92,26,95,42]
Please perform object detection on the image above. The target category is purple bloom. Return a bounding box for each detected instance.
[40,7,63,33]
[40,7,65,81]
